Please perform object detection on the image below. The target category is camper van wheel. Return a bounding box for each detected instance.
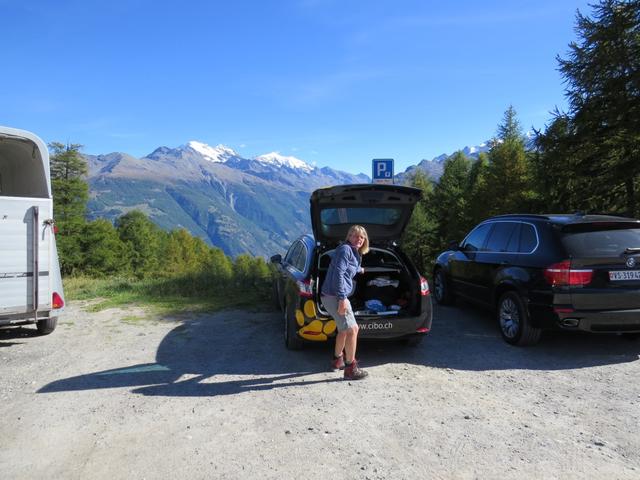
[36,317,58,335]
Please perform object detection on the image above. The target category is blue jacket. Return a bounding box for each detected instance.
[321,243,362,300]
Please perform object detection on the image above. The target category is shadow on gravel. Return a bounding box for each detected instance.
[39,309,342,397]
[39,302,640,397]
[0,326,39,346]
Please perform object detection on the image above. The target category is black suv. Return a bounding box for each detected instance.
[271,184,433,349]
[433,214,640,345]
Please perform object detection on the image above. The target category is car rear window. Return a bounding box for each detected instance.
[320,207,402,226]
[561,226,640,257]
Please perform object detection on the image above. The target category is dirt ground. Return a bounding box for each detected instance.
[1,300,639,479]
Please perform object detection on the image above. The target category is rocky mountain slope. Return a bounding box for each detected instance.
[86,142,368,257]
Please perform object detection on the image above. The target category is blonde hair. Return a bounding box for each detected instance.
[346,225,370,255]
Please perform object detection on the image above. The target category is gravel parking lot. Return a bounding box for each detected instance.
[1,300,639,479]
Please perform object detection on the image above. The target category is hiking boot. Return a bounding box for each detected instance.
[331,354,345,371]
[344,360,368,380]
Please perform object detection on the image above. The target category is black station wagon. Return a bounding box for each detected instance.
[271,184,433,349]
[433,213,640,345]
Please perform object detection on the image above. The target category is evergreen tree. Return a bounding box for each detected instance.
[49,142,89,275]
[498,105,523,142]
[80,219,129,276]
[433,151,472,246]
[557,0,640,215]
[402,171,438,275]
[116,210,162,277]
[532,112,585,213]
[466,152,491,226]
[485,107,536,215]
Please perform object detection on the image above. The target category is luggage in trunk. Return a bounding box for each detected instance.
[317,248,418,316]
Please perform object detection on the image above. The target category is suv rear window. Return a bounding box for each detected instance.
[320,207,402,226]
[561,226,640,257]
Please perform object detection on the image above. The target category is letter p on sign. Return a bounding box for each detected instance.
[372,159,394,184]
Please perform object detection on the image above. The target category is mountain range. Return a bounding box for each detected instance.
[85,140,497,257]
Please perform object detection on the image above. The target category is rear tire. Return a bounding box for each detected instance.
[433,269,455,305]
[497,292,541,346]
[36,316,58,335]
[284,303,304,350]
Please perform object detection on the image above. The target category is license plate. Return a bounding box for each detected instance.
[609,270,640,281]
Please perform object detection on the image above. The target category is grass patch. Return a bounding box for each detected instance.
[63,275,272,314]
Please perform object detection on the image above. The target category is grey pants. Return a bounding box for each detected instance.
[321,295,357,332]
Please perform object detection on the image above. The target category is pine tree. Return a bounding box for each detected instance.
[432,151,472,246]
[402,171,438,275]
[116,210,162,277]
[557,0,640,215]
[466,152,491,226]
[49,142,89,275]
[485,107,535,215]
[80,219,129,276]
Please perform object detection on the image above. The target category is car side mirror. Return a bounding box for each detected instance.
[270,254,282,264]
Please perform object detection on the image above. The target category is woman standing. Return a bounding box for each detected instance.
[321,225,369,380]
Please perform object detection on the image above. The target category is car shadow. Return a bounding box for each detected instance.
[38,302,640,397]
[0,326,39,346]
[39,309,342,397]
[363,302,640,372]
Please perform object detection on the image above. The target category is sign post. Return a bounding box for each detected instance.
[372,158,394,184]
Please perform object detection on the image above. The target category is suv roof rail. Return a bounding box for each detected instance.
[490,213,550,220]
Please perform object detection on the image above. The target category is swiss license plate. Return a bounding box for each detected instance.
[609,270,640,281]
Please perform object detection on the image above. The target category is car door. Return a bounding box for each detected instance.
[449,222,492,301]
[276,240,303,304]
[475,221,521,305]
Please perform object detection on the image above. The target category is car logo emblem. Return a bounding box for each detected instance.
[627,257,637,268]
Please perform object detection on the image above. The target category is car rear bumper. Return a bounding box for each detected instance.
[357,311,431,339]
[301,296,433,342]
[555,309,640,333]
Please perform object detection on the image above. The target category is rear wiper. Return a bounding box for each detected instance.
[624,247,640,253]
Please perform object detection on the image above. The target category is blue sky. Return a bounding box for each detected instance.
[1,0,593,176]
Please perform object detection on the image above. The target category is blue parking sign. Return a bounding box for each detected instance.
[372,158,394,184]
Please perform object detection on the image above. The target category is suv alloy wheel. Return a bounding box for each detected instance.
[497,292,541,346]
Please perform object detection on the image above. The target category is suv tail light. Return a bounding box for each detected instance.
[544,260,593,286]
[419,276,430,296]
[297,279,313,298]
[52,292,64,309]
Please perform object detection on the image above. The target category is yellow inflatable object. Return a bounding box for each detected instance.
[298,320,328,341]
[323,320,337,335]
[303,300,317,318]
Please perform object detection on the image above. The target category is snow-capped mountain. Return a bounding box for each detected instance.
[85,141,368,257]
[253,152,314,172]
[186,141,238,163]
[85,135,534,257]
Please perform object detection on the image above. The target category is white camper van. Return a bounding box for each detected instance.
[0,126,64,334]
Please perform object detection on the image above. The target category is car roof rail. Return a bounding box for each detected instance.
[490,213,551,220]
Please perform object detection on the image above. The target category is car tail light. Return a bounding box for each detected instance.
[52,292,64,309]
[419,276,430,296]
[544,260,593,286]
[297,279,313,297]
